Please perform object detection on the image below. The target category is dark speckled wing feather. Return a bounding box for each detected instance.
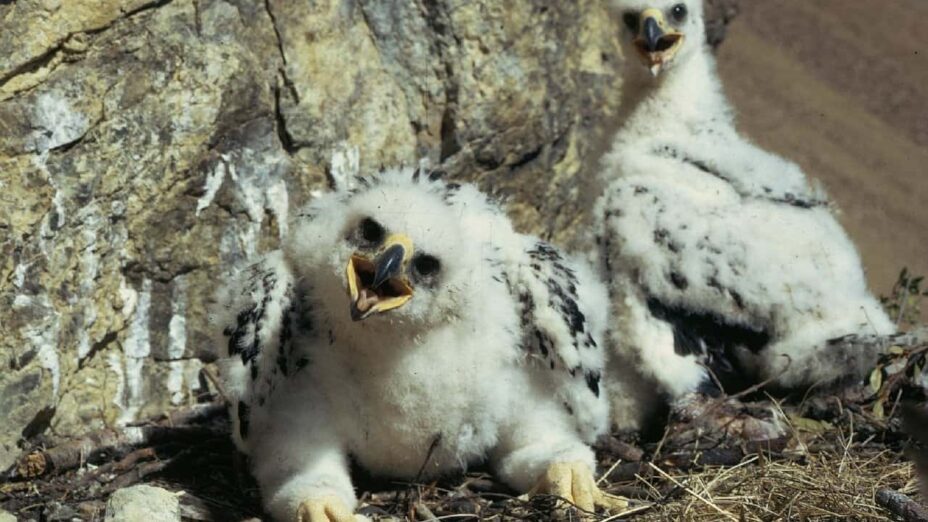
[502,239,608,439]
[214,251,311,440]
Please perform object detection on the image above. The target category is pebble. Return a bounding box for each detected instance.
[104,485,181,522]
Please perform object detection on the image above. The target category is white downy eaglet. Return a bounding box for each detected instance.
[595,0,895,429]
[213,168,627,521]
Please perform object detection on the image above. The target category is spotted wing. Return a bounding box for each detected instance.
[503,239,610,441]
[212,250,308,445]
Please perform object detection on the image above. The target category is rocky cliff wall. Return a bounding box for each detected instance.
[0,0,733,470]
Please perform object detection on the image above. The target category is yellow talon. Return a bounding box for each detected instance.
[296,496,362,522]
[531,461,631,516]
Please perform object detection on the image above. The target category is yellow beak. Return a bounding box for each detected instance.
[346,233,414,321]
[634,8,685,76]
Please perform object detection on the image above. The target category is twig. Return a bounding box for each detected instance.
[414,434,443,484]
[647,462,738,521]
[127,402,225,428]
[10,403,225,479]
[598,503,654,521]
[413,502,438,521]
[75,447,158,488]
[597,459,624,486]
[199,367,231,405]
[101,458,174,494]
[728,356,792,400]
[604,461,653,483]
[875,488,928,522]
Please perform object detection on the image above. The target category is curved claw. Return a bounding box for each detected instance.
[296,496,361,522]
[531,461,630,515]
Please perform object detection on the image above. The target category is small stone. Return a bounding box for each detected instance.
[44,501,79,521]
[0,443,19,475]
[105,485,181,522]
[0,509,15,522]
[40,0,62,11]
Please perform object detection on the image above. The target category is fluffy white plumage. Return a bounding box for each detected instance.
[213,168,623,521]
[596,0,896,428]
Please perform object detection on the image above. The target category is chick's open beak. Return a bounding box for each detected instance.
[633,8,685,76]
[346,234,414,321]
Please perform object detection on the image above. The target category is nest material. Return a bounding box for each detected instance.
[1,336,926,521]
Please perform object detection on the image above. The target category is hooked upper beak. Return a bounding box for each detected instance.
[633,8,685,76]
[346,234,414,321]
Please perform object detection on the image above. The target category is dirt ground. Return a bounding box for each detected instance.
[717,0,928,314]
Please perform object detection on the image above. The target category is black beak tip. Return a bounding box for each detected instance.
[643,17,663,52]
[372,243,406,289]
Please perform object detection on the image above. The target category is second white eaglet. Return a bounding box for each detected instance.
[595,0,896,431]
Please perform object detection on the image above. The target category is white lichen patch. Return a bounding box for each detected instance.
[12,262,30,289]
[212,145,290,264]
[195,159,227,217]
[76,204,103,361]
[329,142,360,192]
[29,154,68,256]
[119,278,152,425]
[166,276,188,405]
[183,359,204,399]
[119,275,139,319]
[107,351,127,423]
[266,178,289,239]
[227,160,262,223]
[29,90,94,153]
[13,294,61,396]
[166,71,223,143]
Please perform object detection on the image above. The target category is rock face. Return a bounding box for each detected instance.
[0,0,735,468]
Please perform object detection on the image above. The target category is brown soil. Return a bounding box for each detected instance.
[717,0,928,317]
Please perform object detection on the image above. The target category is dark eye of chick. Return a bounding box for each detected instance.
[358,217,385,244]
[670,3,688,22]
[622,11,640,33]
[413,254,441,277]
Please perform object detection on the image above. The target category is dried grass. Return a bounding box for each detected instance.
[598,419,920,522]
[2,334,926,521]
[614,452,915,521]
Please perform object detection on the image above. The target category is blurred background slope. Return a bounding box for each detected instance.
[717,0,928,316]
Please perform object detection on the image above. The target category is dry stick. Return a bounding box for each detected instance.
[598,503,654,522]
[875,488,928,522]
[11,403,225,479]
[413,502,438,521]
[14,428,122,479]
[74,447,158,489]
[604,462,649,483]
[390,433,444,517]
[647,462,738,521]
[728,356,793,401]
[199,366,231,406]
[101,458,174,494]
[597,459,624,486]
[702,455,759,493]
[127,401,225,428]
